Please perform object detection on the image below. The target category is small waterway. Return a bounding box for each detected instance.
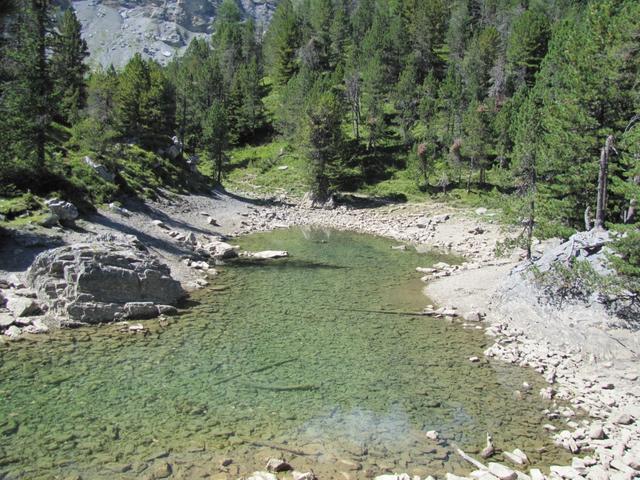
[0,228,572,479]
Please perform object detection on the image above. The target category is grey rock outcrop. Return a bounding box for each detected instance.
[45,199,79,224]
[26,235,184,324]
[84,156,115,182]
[71,0,280,68]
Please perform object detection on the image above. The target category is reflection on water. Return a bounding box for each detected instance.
[0,228,572,479]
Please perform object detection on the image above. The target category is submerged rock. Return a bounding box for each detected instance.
[249,250,289,260]
[27,236,184,324]
[265,458,292,473]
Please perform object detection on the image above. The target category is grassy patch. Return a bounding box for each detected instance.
[221,140,308,197]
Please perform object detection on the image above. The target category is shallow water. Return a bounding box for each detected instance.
[0,228,571,479]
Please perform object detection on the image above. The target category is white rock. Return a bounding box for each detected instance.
[152,220,169,229]
[588,424,605,440]
[426,430,439,440]
[550,466,581,479]
[249,251,289,260]
[265,458,291,473]
[469,356,481,363]
[4,325,21,338]
[488,463,517,480]
[5,296,40,317]
[530,469,546,480]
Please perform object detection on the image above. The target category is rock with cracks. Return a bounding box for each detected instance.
[26,235,184,324]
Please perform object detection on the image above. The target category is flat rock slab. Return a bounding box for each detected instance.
[489,463,518,480]
[249,251,289,260]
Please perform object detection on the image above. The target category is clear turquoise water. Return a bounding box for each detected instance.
[0,228,570,479]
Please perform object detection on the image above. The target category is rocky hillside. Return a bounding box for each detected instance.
[69,0,279,68]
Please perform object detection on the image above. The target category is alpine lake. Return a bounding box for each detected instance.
[0,227,574,479]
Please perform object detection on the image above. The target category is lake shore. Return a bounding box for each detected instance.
[0,190,638,480]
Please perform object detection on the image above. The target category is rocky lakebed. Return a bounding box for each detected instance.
[0,191,638,480]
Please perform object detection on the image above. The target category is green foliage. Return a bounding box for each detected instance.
[303,90,345,201]
[610,229,640,293]
[50,8,89,124]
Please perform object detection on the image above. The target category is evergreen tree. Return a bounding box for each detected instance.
[202,99,229,184]
[2,0,54,171]
[51,7,89,124]
[304,90,344,202]
[506,9,550,87]
[265,0,300,85]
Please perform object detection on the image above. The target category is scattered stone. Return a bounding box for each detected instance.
[3,325,21,339]
[39,214,60,227]
[0,312,14,328]
[550,466,580,479]
[417,267,437,274]
[248,472,277,480]
[469,356,481,363]
[529,469,545,480]
[152,220,169,229]
[84,156,115,182]
[392,245,407,251]
[45,199,78,224]
[588,424,605,440]
[23,317,49,334]
[426,430,439,440]
[208,218,219,226]
[612,413,634,425]
[488,463,517,480]
[109,203,131,217]
[265,458,292,473]
[5,295,40,317]
[374,475,411,480]
[292,472,317,480]
[504,450,528,466]
[220,458,233,468]
[475,208,488,215]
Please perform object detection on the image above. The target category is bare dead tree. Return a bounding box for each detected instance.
[595,135,614,230]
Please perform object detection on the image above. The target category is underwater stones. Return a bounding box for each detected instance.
[26,237,184,324]
[248,250,289,260]
[124,302,160,319]
[488,463,518,480]
[146,461,172,479]
[504,450,528,466]
[426,430,439,441]
[265,458,292,473]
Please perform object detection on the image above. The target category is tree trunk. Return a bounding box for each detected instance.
[595,135,614,230]
[35,0,48,169]
[526,196,534,260]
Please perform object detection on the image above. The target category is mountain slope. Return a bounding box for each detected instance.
[71,0,278,68]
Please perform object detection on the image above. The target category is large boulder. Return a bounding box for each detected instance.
[45,199,78,224]
[27,235,184,324]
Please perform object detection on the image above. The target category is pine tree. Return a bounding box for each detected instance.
[304,90,344,202]
[506,9,550,88]
[202,100,229,184]
[51,7,89,124]
[265,0,300,86]
[2,0,54,171]
[116,53,149,141]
